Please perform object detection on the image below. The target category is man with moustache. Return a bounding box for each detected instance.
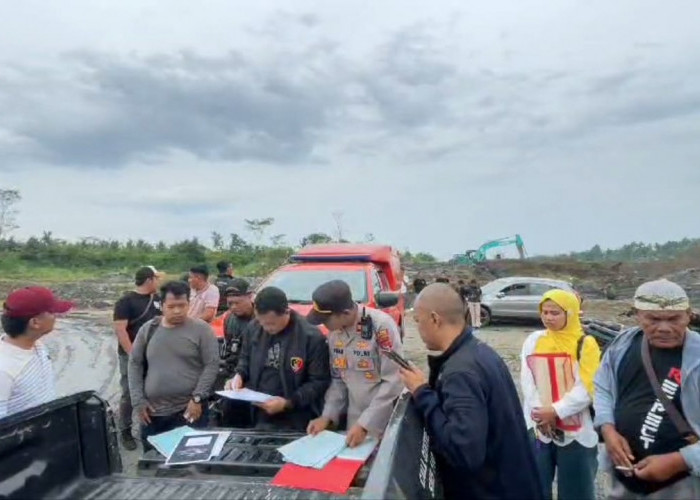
[595,279,700,498]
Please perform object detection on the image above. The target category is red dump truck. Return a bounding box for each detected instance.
[255,243,406,337]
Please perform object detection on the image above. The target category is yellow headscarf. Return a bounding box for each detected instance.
[534,289,601,396]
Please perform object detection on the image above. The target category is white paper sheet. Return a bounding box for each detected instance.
[216,388,275,403]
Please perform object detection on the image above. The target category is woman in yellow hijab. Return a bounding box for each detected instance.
[520,289,601,500]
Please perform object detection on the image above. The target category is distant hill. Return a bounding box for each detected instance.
[563,238,700,262]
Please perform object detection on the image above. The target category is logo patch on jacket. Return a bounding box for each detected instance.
[290,357,304,373]
[333,357,348,370]
[376,328,392,350]
[356,341,370,350]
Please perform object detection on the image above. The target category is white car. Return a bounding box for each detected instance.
[478,277,576,326]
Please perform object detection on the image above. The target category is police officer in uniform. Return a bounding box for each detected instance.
[306,280,404,447]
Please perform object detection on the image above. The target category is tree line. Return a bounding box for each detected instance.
[564,238,700,262]
[0,188,437,276]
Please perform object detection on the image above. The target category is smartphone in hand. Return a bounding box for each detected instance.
[380,349,412,370]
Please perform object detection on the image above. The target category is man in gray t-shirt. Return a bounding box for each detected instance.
[129,280,219,449]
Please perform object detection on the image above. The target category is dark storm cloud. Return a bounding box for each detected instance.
[0,48,343,167]
[1,24,700,170]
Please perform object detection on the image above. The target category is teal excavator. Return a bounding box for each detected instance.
[452,234,527,265]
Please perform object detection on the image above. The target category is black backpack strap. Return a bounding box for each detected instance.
[142,317,161,378]
[145,316,161,345]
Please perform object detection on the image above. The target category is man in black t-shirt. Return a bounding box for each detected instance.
[112,266,162,450]
[595,279,700,499]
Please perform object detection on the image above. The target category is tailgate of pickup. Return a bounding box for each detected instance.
[60,476,362,500]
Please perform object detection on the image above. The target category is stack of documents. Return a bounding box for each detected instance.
[147,426,230,464]
[277,431,348,469]
[336,434,378,462]
[271,434,378,493]
[216,388,274,403]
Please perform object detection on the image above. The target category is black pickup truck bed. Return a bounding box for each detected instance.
[0,391,441,500]
[62,476,360,499]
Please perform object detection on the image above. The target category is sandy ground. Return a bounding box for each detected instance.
[45,301,627,496]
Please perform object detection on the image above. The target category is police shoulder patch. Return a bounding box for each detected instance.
[376,328,392,350]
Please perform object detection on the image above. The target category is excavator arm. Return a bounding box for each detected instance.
[453,234,526,265]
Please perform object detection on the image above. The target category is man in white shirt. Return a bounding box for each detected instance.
[187,265,220,323]
[0,287,73,419]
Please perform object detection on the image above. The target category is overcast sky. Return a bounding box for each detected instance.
[0,1,698,259]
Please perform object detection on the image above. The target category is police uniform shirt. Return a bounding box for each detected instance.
[321,307,404,436]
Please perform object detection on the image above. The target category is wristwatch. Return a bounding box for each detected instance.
[192,395,202,404]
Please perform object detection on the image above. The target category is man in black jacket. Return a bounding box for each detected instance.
[225,287,331,431]
[398,283,543,500]
[221,278,255,375]
[214,261,235,315]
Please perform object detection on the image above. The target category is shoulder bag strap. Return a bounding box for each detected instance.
[641,335,698,444]
[128,294,155,326]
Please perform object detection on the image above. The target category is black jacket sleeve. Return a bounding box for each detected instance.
[235,321,256,382]
[289,330,331,410]
[413,370,489,472]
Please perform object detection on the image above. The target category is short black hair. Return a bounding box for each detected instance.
[160,280,190,301]
[0,313,30,338]
[216,261,230,273]
[254,287,288,315]
[135,266,157,286]
[190,265,209,278]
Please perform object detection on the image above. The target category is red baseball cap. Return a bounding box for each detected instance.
[3,287,74,319]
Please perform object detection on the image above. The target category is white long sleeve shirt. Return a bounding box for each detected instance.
[520,330,598,448]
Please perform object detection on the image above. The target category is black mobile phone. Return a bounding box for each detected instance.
[381,349,412,370]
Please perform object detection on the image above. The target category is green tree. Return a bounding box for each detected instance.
[0,189,21,239]
[211,231,224,251]
[245,217,275,244]
[228,233,249,253]
[270,234,287,247]
[300,232,333,246]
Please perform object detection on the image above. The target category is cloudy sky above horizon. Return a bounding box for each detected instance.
[0,0,698,259]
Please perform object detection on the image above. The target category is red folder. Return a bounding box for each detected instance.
[271,458,364,494]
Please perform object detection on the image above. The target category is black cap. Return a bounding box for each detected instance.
[225,278,251,296]
[307,280,356,326]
